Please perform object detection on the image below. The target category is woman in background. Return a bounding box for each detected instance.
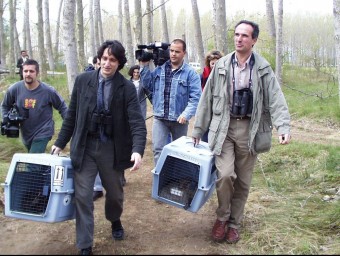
[201,50,223,142]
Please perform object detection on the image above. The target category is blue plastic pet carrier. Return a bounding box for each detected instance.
[2,153,75,223]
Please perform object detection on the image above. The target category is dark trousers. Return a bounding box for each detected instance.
[75,136,124,249]
[25,137,51,153]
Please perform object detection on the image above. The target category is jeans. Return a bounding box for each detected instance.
[152,118,188,166]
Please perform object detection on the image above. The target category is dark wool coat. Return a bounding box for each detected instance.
[54,69,147,171]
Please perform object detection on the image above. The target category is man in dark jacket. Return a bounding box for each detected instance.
[52,40,147,255]
[16,50,29,80]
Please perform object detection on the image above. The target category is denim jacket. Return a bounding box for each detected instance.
[140,60,201,121]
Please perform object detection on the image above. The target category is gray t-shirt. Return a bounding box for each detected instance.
[1,81,68,146]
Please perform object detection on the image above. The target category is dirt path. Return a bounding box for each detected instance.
[0,117,339,255]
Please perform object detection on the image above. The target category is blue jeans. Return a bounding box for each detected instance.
[152,118,188,166]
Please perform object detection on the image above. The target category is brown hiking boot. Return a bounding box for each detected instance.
[226,227,240,244]
[211,219,227,242]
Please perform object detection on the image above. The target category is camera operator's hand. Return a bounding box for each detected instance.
[51,145,62,155]
[177,115,187,124]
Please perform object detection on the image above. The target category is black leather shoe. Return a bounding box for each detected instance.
[112,220,125,240]
[93,191,103,201]
[79,246,93,255]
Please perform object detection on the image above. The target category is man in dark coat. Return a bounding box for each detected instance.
[16,50,29,80]
[52,40,147,255]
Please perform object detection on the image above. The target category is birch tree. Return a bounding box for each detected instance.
[118,0,123,43]
[134,0,142,45]
[89,0,96,57]
[124,0,134,66]
[0,0,5,65]
[275,0,283,86]
[63,0,78,94]
[266,0,276,57]
[43,0,55,71]
[95,0,104,44]
[146,0,153,44]
[191,0,205,68]
[24,0,33,59]
[212,0,217,48]
[76,0,86,68]
[333,0,340,105]
[9,0,15,75]
[93,0,100,49]
[160,0,169,42]
[215,0,227,54]
[37,0,47,78]
[53,0,63,60]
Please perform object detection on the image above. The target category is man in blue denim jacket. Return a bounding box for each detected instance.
[140,38,201,166]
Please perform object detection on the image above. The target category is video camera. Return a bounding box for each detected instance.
[135,42,171,66]
[1,103,28,138]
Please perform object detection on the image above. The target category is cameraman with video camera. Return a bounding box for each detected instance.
[139,38,202,166]
[1,59,68,153]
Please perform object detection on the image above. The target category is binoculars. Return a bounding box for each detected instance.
[231,88,253,117]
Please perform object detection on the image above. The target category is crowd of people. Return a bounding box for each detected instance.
[1,19,291,255]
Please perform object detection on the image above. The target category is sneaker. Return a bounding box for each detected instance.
[112,219,125,240]
[93,191,103,201]
[79,246,93,255]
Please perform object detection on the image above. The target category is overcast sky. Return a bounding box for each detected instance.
[42,0,333,22]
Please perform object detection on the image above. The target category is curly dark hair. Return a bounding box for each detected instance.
[128,65,140,77]
[97,40,127,71]
[204,50,223,67]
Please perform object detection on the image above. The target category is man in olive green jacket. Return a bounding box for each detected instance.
[192,20,291,244]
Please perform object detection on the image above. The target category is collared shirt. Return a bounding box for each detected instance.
[163,62,178,119]
[229,54,254,116]
[99,72,114,111]
[232,54,253,91]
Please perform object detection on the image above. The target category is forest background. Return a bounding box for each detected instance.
[0,0,338,94]
[0,0,339,254]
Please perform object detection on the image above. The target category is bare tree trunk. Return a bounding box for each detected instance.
[76,0,86,69]
[266,0,276,59]
[96,0,104,44]
[215,0,227,55]
[63,0,79,95]
[146,0,153,44]
[9,0,15,75]
[93,0,100,49]
[54,0,63,59]
[24,0,33,59]
[124,0,134,66]
[134,0,142,45]
[43,0,55,71]
[118,0,123,43]
[160,0,169,42]
[0,0,5,65]
[333,0,340,105]
[191,0,205,68]
[89,0,96,57]
[212,0,217,48]
[266,0,276,38]
[13,0,21,62]
[275,0,283,86]
[37,0,47,79]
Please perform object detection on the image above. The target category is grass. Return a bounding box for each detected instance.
[0,66,339,254]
